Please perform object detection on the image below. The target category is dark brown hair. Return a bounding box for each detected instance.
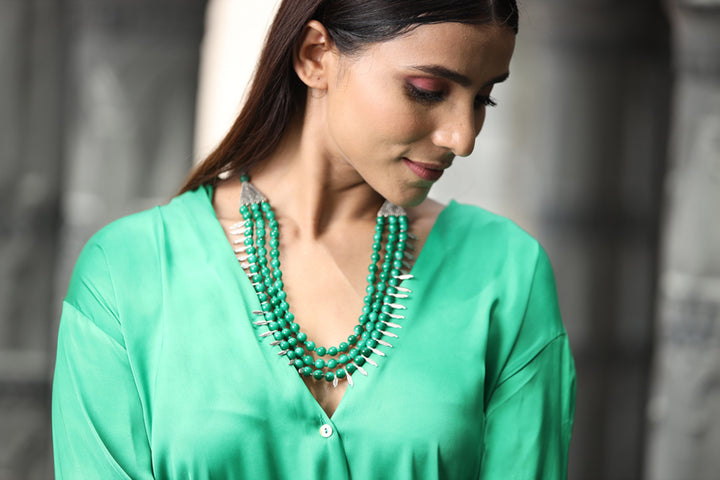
[180,0,519,193]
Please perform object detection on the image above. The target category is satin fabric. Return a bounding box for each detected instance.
[52,185,575,479]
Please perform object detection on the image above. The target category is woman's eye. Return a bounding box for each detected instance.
[405,83,445,105]
[475,95,498,109]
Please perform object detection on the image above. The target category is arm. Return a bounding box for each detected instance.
[480,247,576,479]
[52,241,154,479]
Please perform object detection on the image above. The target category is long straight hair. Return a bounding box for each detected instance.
[180,0,519,194]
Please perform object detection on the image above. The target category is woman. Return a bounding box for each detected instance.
[53,0,576,478]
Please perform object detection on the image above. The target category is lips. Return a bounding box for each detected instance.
[402,158,447,182]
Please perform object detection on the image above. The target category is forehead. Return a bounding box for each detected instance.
[345,22,516,85]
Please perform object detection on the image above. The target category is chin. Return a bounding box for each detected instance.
[385,186,431,209]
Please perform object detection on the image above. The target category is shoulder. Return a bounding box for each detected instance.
[436,201,544,267]
[66,187,211,307]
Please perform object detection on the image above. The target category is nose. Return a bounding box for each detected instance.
[431,108,484,158]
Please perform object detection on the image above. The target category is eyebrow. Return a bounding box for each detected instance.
[407,65,510,88]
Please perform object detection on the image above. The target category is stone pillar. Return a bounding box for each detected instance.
[645,3,720,479]
[433,2,671,478]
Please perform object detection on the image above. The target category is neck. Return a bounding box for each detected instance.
[245,115,385,238]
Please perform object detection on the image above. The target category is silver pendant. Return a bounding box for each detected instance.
[378,329,398,338]
[386,312,405,319]
[259,330,275,338]
[377,201,407,217]
[394,273,414,280]
[332,376,339,388]
[376,338,393,348]
[396,286,412,293]
[253,320,270,326]
[354,363,368,376]
[368,346,385,357]
[239,181,267,206]
[385,302,406,310]
[381,320,401,329]
[362,355,378,367]
[252,310,265,316]
[347,372,354,387]
[388,292,408,299]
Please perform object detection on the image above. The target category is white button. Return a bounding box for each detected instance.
[319,424,333,438]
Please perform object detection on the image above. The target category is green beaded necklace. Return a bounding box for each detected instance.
[233,174,414,387]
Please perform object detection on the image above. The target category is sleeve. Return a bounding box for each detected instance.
[479,247,576,480]
[52,240,154,479]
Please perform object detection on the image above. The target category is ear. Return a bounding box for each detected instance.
[293,20,335,90]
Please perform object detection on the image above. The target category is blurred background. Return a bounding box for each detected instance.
[1,0,719,478]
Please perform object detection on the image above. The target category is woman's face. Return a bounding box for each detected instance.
[321,22,516,207]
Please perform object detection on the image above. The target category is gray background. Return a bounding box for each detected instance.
[1,0,719,479]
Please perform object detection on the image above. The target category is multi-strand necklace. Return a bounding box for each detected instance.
[231,174,414,387]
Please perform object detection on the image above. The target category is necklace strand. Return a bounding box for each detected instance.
[234,175,414,387]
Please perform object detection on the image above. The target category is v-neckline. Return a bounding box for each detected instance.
[192,184,455,421]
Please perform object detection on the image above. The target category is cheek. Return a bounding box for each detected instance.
[327,79,428,150]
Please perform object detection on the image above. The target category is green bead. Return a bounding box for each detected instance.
[287,350,296,360]
[290,322,300,333]
[316,346,327,356]
[314,358,326,369]
[354,355,366,366]
[303,355,314,366]
[327,359,338,369]
[273,331,284,341]
[336,368,347,379]
[293,359,304,369]
[301,366,313,377]
[361,347,372,356]
[338,354,349,365]
[288,337,298,347]
[339,342,349,352]
[304,340,314,351]
[312,369,324,380]
[346,363,357,374]
[297,332,307,342]
[347,334,358,344]
[367,339,378,348]
[324,371,335,382]
[294,347,304,357]
[348,348,358,358]
[328,346,338,356]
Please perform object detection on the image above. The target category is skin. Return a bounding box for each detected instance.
[213,20,516,417]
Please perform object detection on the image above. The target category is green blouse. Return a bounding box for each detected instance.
[52,185,575,479]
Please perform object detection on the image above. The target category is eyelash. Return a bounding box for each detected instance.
[404,84,497,109]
